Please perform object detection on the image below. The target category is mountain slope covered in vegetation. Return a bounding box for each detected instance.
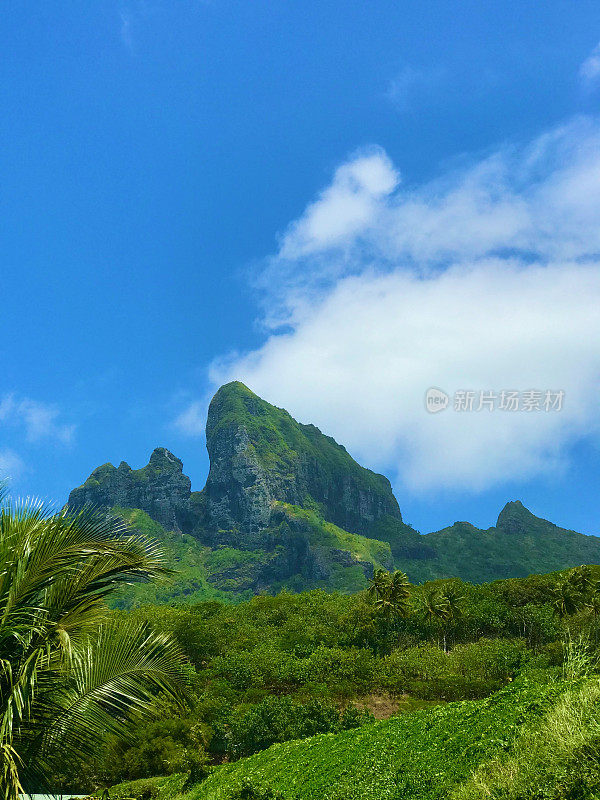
[68,382,600,600]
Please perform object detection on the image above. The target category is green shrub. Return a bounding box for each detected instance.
[225,696,373,758]
[103,715,210,783]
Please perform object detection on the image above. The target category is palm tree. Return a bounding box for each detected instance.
[439,584,463,620]
[368,569,411,620]
[566,565,593,595]
[418,587,451,649]
[0,486,187,800]
[437,584,463,652]
[550,579,585,619]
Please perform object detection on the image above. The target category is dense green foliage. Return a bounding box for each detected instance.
[106,672,600,800]
[62,564,600,796]
[184,676,568,800]
[0,491,186,800]
[104,660,600,800]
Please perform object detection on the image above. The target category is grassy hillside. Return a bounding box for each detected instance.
[106,676,573,800]
[108,508,246,607]
[453,674,600,799]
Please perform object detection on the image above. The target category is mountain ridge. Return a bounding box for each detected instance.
[68,381,600,599]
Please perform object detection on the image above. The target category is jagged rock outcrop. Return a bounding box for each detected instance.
[203,382,403,537]
[68,447,199,533]
[496,500,540,535]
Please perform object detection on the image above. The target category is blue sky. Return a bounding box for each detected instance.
[2,1,600,535]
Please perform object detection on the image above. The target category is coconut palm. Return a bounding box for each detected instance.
[550,579,585,619]
[418,586,452,650]
[438,584,463,621]
[368,569,411,619]
[0,486,187,800]
[566,565,593,596]
[437,583,463,651]
[419,587,450,625]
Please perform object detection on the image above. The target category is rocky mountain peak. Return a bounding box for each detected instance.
[202,381,403,537]
[148,447,184,472]
[68,446,194,533]
[496,500,538,534]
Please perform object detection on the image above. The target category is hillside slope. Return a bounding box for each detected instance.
[109,677,569,800]
[416,500,600,583]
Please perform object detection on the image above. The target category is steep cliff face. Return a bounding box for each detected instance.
[68,447,199,533]
[203,382,402,537]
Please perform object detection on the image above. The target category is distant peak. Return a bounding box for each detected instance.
[212,381,256,401]
[496,500,538,533]
[149,447,183,472]
[498,500,529,517]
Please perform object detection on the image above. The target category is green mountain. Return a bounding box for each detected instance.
[416,501,600,583]
[68,381,600,601]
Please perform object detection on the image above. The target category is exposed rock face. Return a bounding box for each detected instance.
[68,447,197,532]
[202,382,403,537]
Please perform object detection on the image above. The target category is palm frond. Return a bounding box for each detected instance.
[0,499,187,797]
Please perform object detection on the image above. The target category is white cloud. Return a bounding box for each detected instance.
[279,148,399,260]
[173,401,206,437]
[207,117,600,493]
[212,260,600,491]
[0,395,75,444]
[120,10,134,51]
[580,41,600,87]
[0,450,25,482]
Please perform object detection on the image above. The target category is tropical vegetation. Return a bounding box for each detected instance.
[37,557,600,797]
[0,487,186,799]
